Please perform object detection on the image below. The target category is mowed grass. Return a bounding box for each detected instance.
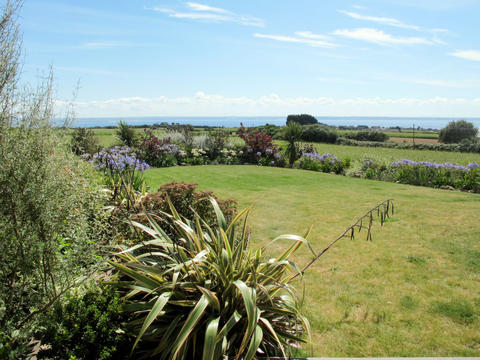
[144,165,480,357]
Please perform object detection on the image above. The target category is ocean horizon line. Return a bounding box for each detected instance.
[70,115,480,130]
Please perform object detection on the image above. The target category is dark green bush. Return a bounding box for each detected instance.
[36,282,132,360]
[286,114,318,125]
[344,130,389,142]
[301,125,338,143]
[439,120,478,144]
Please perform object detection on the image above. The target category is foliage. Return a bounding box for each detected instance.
[111,198,310,359]
[286,114,318,125]
[36,281,132,360]
[137,129,181,167]
[71,127,100,155]
[166,124,194,146]
[336,137,480,154]
[283,121,303,166]
[238,123,279,164]
[205,129,229,159]
[253,124,281,138]
[389,159,480,191]
[300,124,338,144]
[439,120,478,144]
[132,181,237,236]
[90,146,149,209]
[116,121,137,147]
[354,157,480,192]
[0,123,107,353]
[0,0,21,121]
[344,130,389,142]
[298,152,351,174]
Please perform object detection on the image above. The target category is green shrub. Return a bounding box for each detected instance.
[116,121,137,147]
[0,124,108,354]
[301,125,338,144]
[298,152,350,174]
[439,120,478,144]
[70,127,100,155]
[36,282,132,360]
[286,114,318,125]
[344,130,389,142]
[111,199,310,359]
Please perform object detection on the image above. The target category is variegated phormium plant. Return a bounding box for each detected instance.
[110,198,312,360]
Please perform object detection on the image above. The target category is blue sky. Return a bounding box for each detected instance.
[19,0,480,117]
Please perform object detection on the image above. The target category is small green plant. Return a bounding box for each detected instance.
[116,121,137,147]
[111,199,311,359]
[283,121,302,166]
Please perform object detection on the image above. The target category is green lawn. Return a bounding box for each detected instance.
[144,165,480,357]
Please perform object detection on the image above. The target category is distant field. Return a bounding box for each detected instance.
[338,130,439,140]
[144,165,480,357]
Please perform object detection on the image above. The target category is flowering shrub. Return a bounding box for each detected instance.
[137,129,179,167]
[185,147,208,165]
[91,146,150,174]
[390,159,480,191]
[298,152,350,174]
[218,148,242,164]
[90,146,150,207]
[238,123,279,163]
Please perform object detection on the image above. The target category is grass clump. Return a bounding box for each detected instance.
[433,300,477,324]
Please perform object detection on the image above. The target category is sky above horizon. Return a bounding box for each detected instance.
[19,0,480,118]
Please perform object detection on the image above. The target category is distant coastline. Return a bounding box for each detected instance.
[71,116,480,130]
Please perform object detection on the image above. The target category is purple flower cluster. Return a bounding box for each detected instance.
[391,158,479,172]
[91,146,150,173]
[303,152,340,164]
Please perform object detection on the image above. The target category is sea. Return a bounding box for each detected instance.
[72,116,480,130]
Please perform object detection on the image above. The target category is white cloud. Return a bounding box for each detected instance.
[339,10,420,30]
[254,33,338,48]
[186,2,230,14]
[57,92,480,118]
[352,5,368,10]
[152,3,264,27]
[449,50,480,61]
[295,31,332,40]
[332,28,431,45]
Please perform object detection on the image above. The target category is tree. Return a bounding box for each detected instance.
[283,121,302,166]
[286,114,318,125]
[439,120,478,144]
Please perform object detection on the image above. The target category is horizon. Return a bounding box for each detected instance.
[20,0,480,118]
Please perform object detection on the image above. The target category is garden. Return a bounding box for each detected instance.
[2,1,480,358]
